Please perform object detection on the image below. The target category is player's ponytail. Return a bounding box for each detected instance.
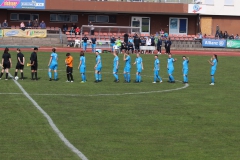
[4,47,9,54]
[214,54,218,62]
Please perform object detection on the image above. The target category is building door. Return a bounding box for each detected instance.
[131,17,150,35]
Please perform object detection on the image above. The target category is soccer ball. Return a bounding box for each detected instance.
[15,76,19,80]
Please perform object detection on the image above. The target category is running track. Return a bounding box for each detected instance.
[1,47,239,56]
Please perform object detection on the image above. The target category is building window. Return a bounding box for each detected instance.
[88,15,116,23]
[96,15,109,23]
[224,0,234,5]
[205,0,214,5]
[10,13,39,21]
[50,14,78,22]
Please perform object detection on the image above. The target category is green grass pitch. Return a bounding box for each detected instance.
[0,51,240,160]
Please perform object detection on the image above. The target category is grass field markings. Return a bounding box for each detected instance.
[8,73,88,160]
[0,92,22,95]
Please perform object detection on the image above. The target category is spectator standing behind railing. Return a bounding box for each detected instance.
[229,34,234,40]
[88,21,94,35]
[26,20,32,29]
[20,22,25,31]
[166,37,171,54]
[33,19,38,29]
[219,31,223,39]
[133,35,141,53]
[110,36,116,52]
[39,21,46,29]
[124,33,129,44]
[91,36,97,53]
[216,25,220,36]
[157,37,162,55]
[2,20,8,28]
[235,34,239,40]
[223,31,228,39]
[62,23,68,33]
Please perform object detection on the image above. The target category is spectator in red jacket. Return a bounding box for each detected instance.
[75,27,80,35]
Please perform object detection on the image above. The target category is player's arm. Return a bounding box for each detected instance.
[208,60,214,65]
[22,57,25,65]
[116,60,119,69]
[173,58,177,62]
[78,60,82,69]
[141,61,144,70]
[31,54,35,66]
[123,53,126,61]
[48,56,52,66]
[9,57,12,67]
[94,59,100,68]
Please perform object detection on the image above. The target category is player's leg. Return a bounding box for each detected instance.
[54,65,58,80]
[123,71,127,82]
[98,67,102,81]
[69,67,73,82]
[94,69,99,82]
[5,68,9,80]
[66,67,70,82]
[153,70,157,83]
[48,68,52,81]
[34,64,38,80]
[135,71,139,82]
[210,70,215,85]
[20,68,24,80]
[14,68,19,77]
[114,69,119,82]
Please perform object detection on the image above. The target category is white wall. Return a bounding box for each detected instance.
[188,0,240,16]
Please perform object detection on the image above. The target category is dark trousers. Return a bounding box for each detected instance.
[166,45,171,54]
[91,30,94,35]
[157,45,162,53]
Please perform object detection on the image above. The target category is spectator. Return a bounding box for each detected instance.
[88,21,94,35]
[166,37,172,54]
[223,31,228,39]
[91,35,97,53]
[160,29,164,37]
[128,42,134,53]
[39,21,46,29]
[121,42,128,52]
[72,23,77,29]
[124,33,129,44]
[146,36,152,54]
[157,37,162,55]
[198,32,203,39]
[150,34,155,46]
[229,34,234,40]
[70,27,75,35]
[75,27,80,35]
[164,32,168,38]
[128,36,133,43]
[110,36,116,52]
[155,32,159,37]
[216,25,220,36]
[62,23,68,33]
[219,31,223,39]
[20,22,25,31]
[203,34,207,38]
[140,37,146,46]
[115,37,122,48]
[33,19,38,29]
[26,20,32,28]
[2,20,8,28]
[235,34,239,40]
[133,35,141,53]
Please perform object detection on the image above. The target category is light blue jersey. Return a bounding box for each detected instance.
[96,55,102,67]
[49,52,58,70]
[154,59,160,70]
[80,56,86,67]
[135,57,142,69]
[125,55,131,68]
[168,58,174,69]
[183,59,189,70]
[50,52,58,65]
[113,56,119,68]
[211,59,217,70]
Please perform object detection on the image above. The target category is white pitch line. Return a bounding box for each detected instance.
[30,83,189,97]
[9,74,88,160]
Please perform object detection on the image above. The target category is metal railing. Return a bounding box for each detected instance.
[59,28,63,47]
[74,0,196,3]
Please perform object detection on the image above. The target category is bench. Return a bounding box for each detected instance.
[140,46,155,54]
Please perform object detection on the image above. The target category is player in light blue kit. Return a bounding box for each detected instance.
[208,54,218,85]
[113,51,119,83]
[153,55,162,83]
[123,51,131,83]
[48,48,58,81]
[94,51,102,83]
[133,53,144,83]
[167,54,177,83]
[182,56,189,84]
[78,51,86,83]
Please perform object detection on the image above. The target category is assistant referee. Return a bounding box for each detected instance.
[30,47,38,80]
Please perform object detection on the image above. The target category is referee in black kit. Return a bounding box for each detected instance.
[0,47,12,80]
[14,48,25,80]
[29,47,38,80]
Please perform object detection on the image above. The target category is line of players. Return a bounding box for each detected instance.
[0,47,218,85]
